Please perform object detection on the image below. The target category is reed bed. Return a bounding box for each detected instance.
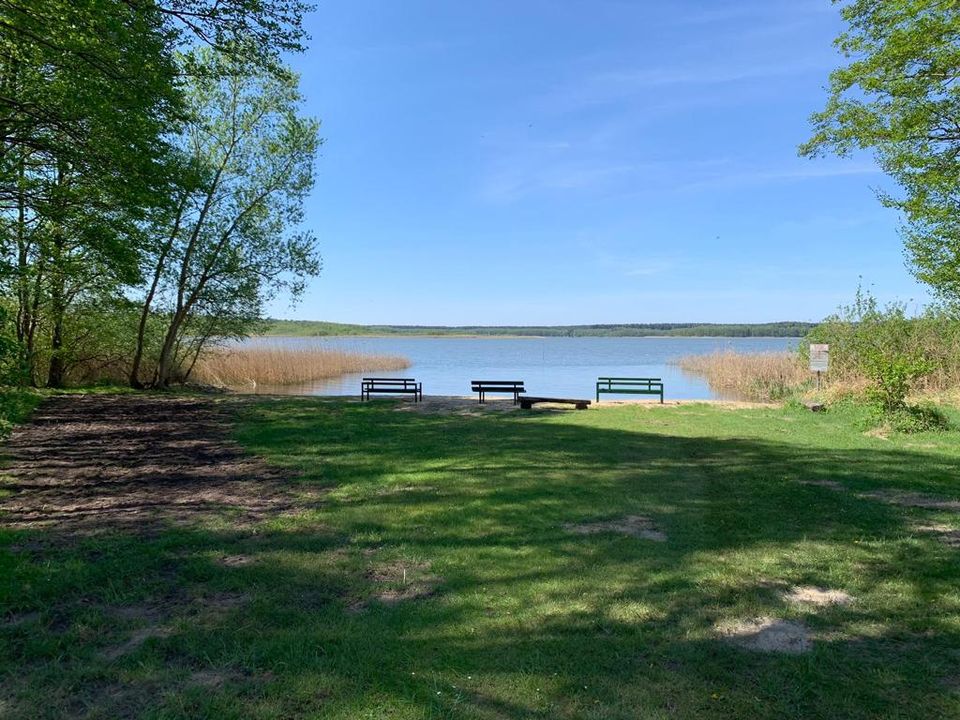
[192,344,410,388]
[677,351,809,402]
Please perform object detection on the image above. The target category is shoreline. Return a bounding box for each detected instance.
[253,334,805,340]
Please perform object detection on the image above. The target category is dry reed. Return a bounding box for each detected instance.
[191,344,410,388]
[677,351,809,402]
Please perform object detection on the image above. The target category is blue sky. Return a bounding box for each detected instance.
[272,0,930,325]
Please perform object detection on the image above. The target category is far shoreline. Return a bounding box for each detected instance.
[251,334,806,341]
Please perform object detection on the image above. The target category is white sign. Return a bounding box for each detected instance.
[809,344,829,372]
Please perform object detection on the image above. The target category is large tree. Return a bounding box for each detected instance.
[801,0,960,302]
[131,50,321,388]
[0,0,314,386]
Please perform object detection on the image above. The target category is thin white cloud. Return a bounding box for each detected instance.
[678,160,881,191]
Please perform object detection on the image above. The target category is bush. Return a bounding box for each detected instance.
[880,404,950,434]
[808,287,938,407]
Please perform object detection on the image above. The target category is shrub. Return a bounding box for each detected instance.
[881,404,950,434]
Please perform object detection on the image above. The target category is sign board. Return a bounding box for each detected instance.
[809,344,829,373]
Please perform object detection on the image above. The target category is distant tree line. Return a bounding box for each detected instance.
[0,0,320,387]
[262,320,816,338]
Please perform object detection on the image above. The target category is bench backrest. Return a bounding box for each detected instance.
[471,380,524,388]
[363,378,419,387]
[597,377,663,390]
[597,377,661,383]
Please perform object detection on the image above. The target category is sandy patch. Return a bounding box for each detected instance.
[2,611,39,628]
[797,479,844,491]
[596,400,780,410]
[564,515,667,542]
[215,554,255,568]
[782,585,853,607]
[102,626,173,660]
[350,559,440,612]
[715,617,811,654]
[188,669,244,688]
[917,523,960,548]
[863,427,891,440]
[376,484,437,496]
[858,490,960,512]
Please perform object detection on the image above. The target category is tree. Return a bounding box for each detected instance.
[0,0,314,387]
[130,50,321,388]
[801,1,960,302]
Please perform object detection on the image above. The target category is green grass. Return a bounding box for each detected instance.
[3,399,960,718]
[0,387,43,438]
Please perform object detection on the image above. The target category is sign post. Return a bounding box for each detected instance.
[809,344,829,390]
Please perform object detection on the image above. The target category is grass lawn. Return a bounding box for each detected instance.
[3,398,960,718]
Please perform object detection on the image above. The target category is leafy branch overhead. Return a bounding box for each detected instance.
[802,0,960,303]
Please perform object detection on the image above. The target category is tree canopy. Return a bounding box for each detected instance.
[0,0,319,387]
[801,0,960,303]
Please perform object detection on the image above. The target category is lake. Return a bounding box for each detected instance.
[241,335,799,401]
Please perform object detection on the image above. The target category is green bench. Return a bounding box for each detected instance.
[596,377,664,403]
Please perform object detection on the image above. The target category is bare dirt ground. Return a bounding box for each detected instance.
[0,394,299,535]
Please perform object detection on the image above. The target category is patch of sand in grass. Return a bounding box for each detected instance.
[101,625,173,660]
[564,515,667,542]
[215,554,255,568]
[917,523,960,548]
[863,427,891,440]
[715,617,812,654]
[2,610,39,627]
[596,400,781,410]
[188,669,243,688]
[100,592,248,659]
[858,490,960,512]
[782,585,853,607]
[375,484,437,496]
[796,479,844,491]
[349,559,441,612]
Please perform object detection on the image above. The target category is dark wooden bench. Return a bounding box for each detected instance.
[519,396,591,410]
[471,380,525,404]
[361,377,422,402]
[596,377,664,403]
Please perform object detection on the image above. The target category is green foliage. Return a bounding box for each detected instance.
[135,48,321,387]
[0,1,316,388]
[802,1,960,302]
[262,319,816,337]
[0,386,40,437]
[861,347,933,411]
[883,403,950,433]
[808,287,940,404]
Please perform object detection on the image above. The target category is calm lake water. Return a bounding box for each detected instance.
[241,336,799,401]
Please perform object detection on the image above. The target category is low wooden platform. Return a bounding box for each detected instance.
[519,396,591,410]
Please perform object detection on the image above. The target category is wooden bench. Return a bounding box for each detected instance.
[471,380,525,404]
[519,396,591,410]
[596,377,664,403]
[361,377,422,402]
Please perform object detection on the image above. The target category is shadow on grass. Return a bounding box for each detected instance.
[2,398,960,719]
